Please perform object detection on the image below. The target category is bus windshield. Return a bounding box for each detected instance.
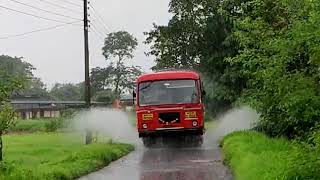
[138,79,199,106]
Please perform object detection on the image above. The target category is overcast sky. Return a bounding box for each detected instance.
[0,0,171,88]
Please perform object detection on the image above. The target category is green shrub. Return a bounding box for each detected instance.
[249,74,320,138]
[44,120,59,132]
[61,109,77,118]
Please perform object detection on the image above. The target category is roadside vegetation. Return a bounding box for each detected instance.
[0,114,135,180]
[0,133,133,180]
[221,131,320,180]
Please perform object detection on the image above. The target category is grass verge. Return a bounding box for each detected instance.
[1,133,134,180]
[221,131,320,180]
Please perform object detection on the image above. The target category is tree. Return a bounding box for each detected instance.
[0,104,15,161]
[90,66,114,96]
[226,0,320,138]
[0,55,49,99]
[144,0,243,116]
[101,31,142,96]
[0,71,23,161]
[14,77,51,99]
[50,83,84,101]
[0,55,34,79]
[91,64,142,96]
[92,90,116,103]
[145,0,320,139]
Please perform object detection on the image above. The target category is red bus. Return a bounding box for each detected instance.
[134,70,206,147]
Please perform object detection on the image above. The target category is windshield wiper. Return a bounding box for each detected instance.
[139,81,154,91]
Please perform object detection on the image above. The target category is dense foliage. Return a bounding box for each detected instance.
[145,0,244,118]
[145,0,320,138]
[226,0,320,138]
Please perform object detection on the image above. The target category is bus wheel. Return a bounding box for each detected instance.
[196,135,204,147]
[142,137,155,148]
[188,135,203,147]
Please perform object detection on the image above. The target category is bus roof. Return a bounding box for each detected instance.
[137,71,200,83]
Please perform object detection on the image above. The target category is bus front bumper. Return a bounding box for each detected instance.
[138,127,204,138]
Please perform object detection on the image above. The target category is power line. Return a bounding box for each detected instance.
[89,17,109,34]
[0,20,82,40]
[89,23,105,39]
[0,5,74,23]
[90,27,105,42]
[88,2,111,32]
[89,20,108,36]
[56,0,82,8]
[38,0,82,14]
[89,9,110,33]
[8,0,82,20]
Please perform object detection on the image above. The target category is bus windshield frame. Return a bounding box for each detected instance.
[138,79,200,106]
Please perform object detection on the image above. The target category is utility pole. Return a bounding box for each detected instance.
[84,0,92,144]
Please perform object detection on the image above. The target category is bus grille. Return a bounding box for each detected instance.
[158,112,180,124]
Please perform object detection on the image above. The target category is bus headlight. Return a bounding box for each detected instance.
[142,123,148,129]
[192,121,198,127]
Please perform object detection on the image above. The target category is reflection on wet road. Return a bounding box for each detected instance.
[79,145,232,180]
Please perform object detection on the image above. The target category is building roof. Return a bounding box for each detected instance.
[11,100,112,110]
[137,70,200,83]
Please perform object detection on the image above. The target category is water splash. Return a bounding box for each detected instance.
[71,108,141,145]
[204,106,259,147]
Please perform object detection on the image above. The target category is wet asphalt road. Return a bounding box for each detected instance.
[79,133,232,180]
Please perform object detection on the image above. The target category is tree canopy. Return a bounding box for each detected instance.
[145,0,320,138]
[0,55,50,99]
[50,83,84,101]
[102,31,138,61]
[145,0,242,116]
[98,31,142,97]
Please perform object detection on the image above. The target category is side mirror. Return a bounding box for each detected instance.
[202,90,206,96]
[132,90,136,106]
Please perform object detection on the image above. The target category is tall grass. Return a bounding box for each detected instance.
[221,131,320,180]
[1,133,134,180]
